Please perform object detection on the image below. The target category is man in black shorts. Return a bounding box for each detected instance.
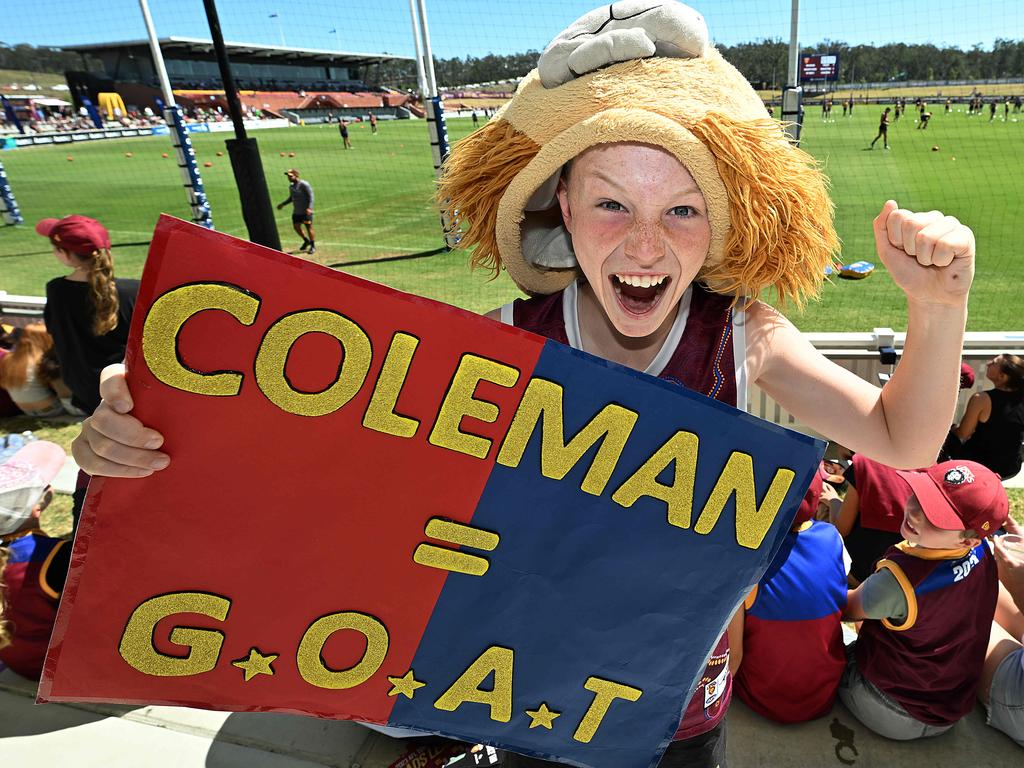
[339,119,352,149]
[276,168,316,254]
[870,107,891,150]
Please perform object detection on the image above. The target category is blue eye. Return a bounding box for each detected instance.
[599,201,624,212]
[671,206,696,217]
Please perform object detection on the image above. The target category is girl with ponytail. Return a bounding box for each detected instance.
[946,354,1024,478]
[36,215,139,415]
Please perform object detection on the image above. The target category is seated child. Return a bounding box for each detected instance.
[0,324,67,418]
[841,460,1008,740]
[836,453,912,585]
[979,527,1024,746]
[0,441,70,680]
[732,471,849,723]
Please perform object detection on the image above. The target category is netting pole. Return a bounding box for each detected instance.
[139,0,214,229]
[782,0,804,144]
[413,0,457,249]
[202,0,282,251]
[407,0,429,100]
[0,160,25,226]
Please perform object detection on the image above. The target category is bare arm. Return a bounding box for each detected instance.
[953,392,989,441]
[835,484,860,538]
[844,583,867,621]
[727,605,745,674]
[748,202,974,469]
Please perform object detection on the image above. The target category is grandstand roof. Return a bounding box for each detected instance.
[61,37,412,67]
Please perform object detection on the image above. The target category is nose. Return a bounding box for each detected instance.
[623,219,665,267]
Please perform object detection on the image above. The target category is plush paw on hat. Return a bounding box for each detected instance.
[438,0,838,302]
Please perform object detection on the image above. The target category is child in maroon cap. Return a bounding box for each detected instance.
[841,460,1009,739]
[35,215,139,417]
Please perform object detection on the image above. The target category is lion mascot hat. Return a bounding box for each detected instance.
[438,0,839,304]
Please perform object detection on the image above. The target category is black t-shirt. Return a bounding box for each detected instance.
[44,277,139,414]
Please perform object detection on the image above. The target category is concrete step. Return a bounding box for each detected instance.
[1,667,1020,767]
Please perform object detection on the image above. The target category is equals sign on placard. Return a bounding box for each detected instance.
[413,518,500,576]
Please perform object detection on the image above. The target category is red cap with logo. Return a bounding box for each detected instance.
[896,460,1008,535]
[35,215,111,257]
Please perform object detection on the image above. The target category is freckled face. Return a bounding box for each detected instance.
[556,143,711,338]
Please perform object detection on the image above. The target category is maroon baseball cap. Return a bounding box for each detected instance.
[896,460,1008,535]
[793,468,824,526]
[35,215,111,257]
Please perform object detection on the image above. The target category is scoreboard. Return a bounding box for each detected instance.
[800,53,839,82]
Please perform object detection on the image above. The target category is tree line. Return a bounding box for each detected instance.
[0,43,100,75]
[367,39,1024,92]
[4,38,1022,91]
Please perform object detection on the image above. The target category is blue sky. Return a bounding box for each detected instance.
[4,1,1021,59]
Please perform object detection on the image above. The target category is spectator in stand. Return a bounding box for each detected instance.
[731,470,848,723]
[942,354,1024,479]
[980,524,1024,746]
[0,441,70,680]
[0,324,66,418]
[36,216,138,416]
[841,460,1007,740]
[836,453,911,585]
[36,215,139,524]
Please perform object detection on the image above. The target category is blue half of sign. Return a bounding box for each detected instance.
[389,340,825,768]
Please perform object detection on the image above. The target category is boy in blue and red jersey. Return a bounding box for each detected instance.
[841,460,1007,740]
[732,470,849,723]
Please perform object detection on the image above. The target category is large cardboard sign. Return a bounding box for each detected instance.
[40,217,824,768]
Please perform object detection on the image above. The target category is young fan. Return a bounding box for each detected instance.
[71,2,978,764]
[36,215,139,415]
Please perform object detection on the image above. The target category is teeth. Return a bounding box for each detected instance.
[614,274,667,288]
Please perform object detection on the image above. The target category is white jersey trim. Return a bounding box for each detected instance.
[563,281,692,378]
[733,301,748,412]
[499,302,515,326]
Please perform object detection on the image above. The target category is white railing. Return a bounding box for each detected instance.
[4,292,1021,433]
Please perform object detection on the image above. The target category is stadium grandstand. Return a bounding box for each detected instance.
[56,38,419,125]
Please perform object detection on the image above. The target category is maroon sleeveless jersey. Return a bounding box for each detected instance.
[855,540,998,725]
[512,282,738,739]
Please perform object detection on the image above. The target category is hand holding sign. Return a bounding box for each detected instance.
[872,200,975,307]
[72,365,169,478]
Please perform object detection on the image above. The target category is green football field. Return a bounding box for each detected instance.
[2,108,1022,330]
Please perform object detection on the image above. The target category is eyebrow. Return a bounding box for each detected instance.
[589,169,702,197]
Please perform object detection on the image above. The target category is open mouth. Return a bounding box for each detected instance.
[610,273,671,316]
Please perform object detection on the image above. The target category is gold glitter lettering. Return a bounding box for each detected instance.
[572,676,642,743]
[428,354,519,459]
[142,283,260,396]
[118,592,230,676]
[433,645,514,722]
[254,310,372,417]
[362,332,421,438]
[694,452,795,549]
[496,378,637,495]
[295,611,389,689]
[611,431,699,529]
